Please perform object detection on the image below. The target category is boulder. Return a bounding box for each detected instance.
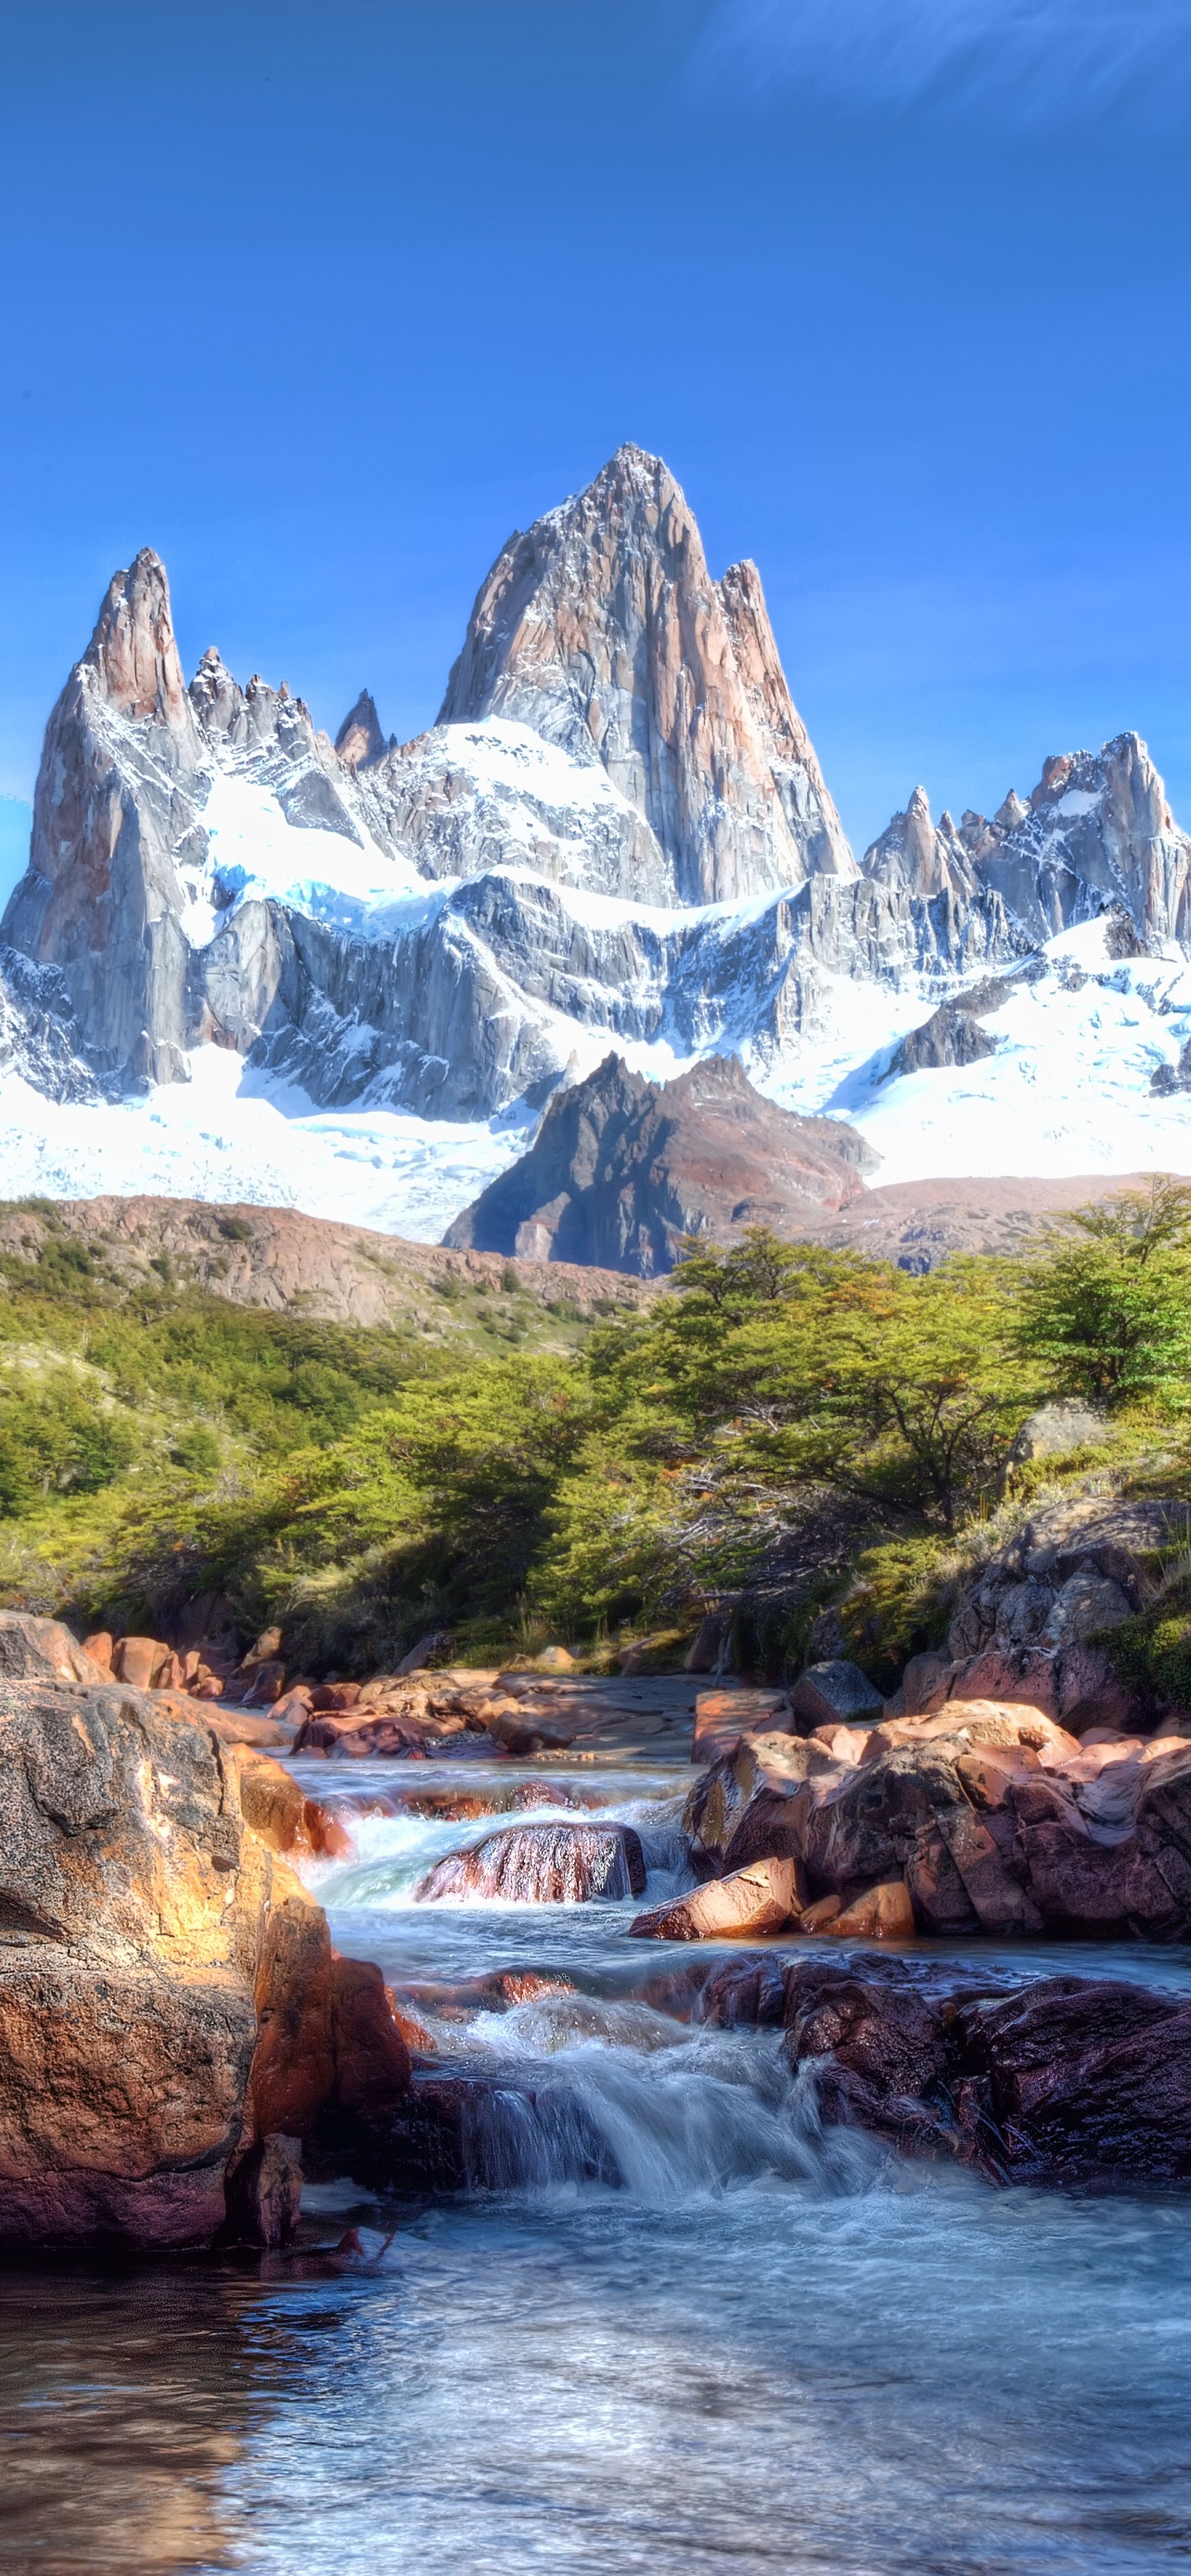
[415,1821,647,1904]
[629,1855,803,1941]
[780,1958,1191,2189]
[692,1686,792,1763]
[680,1693,1191,1940]
[823,1880,915,1940]
[790,1659,885,1732]
[893,1496,1189,1733]
[0,1676,406,2246]
[110,1635,180,1690]
[235,1748,352,1863]
[0,1611,108,1687]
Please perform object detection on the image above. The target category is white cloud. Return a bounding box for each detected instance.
[688,0,1191,130]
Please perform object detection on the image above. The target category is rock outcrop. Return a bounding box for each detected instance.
[0,945,106,1102]
[443,1050,877,1273]
[772,1958,1191,2190]
[4,551,208,1085]
[0,453,855,1107]
[0,1614,409,2247]
[693,1948,1191,2188]
[683,1690,1191,1941]
[862,787,980,906]
[886,1495,1182,1732]
[439,443,855,904]
[864,751,1191,952]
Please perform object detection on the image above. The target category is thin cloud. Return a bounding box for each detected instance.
[689,0,1191,130]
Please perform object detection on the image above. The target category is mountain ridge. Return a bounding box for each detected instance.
[1,444,1190,1242]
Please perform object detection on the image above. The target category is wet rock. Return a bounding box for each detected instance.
[825,1880,916,1940]
[223,2133,303,2249]
[949,1977,1191,2187]
[784,1963,956,2151]
[234,1748,352,1862]
[790,1659,885,1732]
[696,1952,789,2026]
[629,1854,803,1941]
[509,1781,586,1812]
[414,1821,647,1904]
[781,1958,1191,2190]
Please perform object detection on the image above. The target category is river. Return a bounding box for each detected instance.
[4,1733,1191,2574]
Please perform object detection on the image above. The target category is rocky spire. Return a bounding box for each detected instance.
[82,547,197,741]
[862,785,978,903]
[2,550,204,1083]
[437,442,855,906]
[335,690,387,771]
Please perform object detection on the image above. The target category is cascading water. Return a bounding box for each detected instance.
[6,1743,1191,2573]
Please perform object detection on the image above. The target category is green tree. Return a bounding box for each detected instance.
[1018,1179,1191,1403]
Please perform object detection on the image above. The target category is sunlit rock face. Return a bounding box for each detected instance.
[439,441,856,904]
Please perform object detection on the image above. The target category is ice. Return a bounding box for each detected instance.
[195,772,438,942]
[0,1049,528,1241]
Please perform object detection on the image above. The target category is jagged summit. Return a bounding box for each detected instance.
[444,1049,877,1275]
[863,786,978,905]
[83,547,196,736]
[438,443,855,904]
[335,690,387,770]
[4,465,1191,1211]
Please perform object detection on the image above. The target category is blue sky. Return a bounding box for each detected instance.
[1,0,1188,895]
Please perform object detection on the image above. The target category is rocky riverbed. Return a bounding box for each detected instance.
[5,1623,1191,2570]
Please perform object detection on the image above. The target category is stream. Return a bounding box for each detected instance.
[5,1736,1191,2572]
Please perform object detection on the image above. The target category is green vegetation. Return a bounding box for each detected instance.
[1,1180,1189,1678]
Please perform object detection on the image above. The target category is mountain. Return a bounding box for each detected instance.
[443,1051,877,1273]
[2,443,1191,1241]
[439,443,855,903]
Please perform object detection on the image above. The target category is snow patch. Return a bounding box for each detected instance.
[196,772,436,942]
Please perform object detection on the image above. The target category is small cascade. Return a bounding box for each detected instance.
[414,1820,647,1906]
[451,2004,880,2203]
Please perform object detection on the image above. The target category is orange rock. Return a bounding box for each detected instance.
[630,1854,803,1941]
[954,1744,1043,1810]
[800,1894,842,1932]
[112,1635,179,1690]
[329,1953,412,2123]
[384,1985,438,2054]
[83,1630,113,1674]
[235,1748,352,1862]
[827,1880,916,1941]
[0,1611,109,1686]
[0,1681,328,2244]
[270,1685,314,1728]
[692,1687,792,1764]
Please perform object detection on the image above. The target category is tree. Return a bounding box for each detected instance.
[1018,1179,1191,1403]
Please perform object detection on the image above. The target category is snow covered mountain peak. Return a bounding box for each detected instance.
[438,443,855,904]
[2,463,1191,1243]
